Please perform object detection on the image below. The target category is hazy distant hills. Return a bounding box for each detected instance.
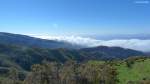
[0,32,82,49]
[80,46,145,59]
[0,32,146,70]
[90,34,150,40]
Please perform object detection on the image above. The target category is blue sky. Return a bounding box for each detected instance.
[0,0,150,36]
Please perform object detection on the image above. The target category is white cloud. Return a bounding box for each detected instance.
[32,35,150,52]
[134,0,149,4]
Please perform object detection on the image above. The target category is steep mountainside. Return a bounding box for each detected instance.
[0,43,84,70]
[0,32,146,71]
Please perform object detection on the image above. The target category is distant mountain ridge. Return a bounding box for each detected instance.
[0,32,82,49]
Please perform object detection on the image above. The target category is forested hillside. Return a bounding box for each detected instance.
[0,43,145,70]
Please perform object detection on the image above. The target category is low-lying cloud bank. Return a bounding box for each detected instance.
[33,35,150,52]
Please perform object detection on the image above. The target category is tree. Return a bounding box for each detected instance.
[24,61,61,84]
[24,60,118,84]
[3,67,21,84]
[60,60,79,84]
[79,62,118,84]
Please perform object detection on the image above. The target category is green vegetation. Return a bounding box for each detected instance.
[0,57,150,84]
[116,57,150,84]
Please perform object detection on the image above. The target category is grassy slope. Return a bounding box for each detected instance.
[87,58,150,84]
[116,59,150,84]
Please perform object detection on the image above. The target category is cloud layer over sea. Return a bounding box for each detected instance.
[33,35,150,52]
